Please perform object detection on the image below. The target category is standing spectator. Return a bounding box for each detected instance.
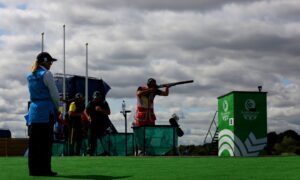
[85,91,111,156]
[68,93,85,155]
[27,52,59,176]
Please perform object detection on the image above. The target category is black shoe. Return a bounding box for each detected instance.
[30,171,57,176]
[45,171,57,176]
[30,172,43,176]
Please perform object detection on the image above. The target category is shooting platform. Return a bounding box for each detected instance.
[133,125,178,156]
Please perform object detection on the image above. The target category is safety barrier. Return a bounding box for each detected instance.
[0,138,28,156]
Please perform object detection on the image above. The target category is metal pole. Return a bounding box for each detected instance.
[85,43,88,107]
[63,25,66,116]
[62,25,69,155]
[41,32,44,52]
[125,111,132,156]
[125,112,127,156]
[120,100,131,156]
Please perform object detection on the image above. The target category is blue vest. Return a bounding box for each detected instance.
[27,67,56,124]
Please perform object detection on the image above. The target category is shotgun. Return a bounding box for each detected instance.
[157,80,194,88]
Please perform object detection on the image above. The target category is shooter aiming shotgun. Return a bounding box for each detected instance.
[134,78,193,156]
[134,78,194,127]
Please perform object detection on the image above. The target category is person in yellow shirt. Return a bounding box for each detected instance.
[68,93,86,155]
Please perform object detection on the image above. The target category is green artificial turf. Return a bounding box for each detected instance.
[0,156,300,180]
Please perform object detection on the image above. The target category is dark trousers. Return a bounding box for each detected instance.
[89,121,107,155]
[69,118,82,155]
[28,123,54,174]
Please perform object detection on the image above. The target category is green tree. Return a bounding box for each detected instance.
[274,136,300,155]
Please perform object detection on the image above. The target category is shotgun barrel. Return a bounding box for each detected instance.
[157,80,194,88]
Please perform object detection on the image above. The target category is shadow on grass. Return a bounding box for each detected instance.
[57,174,131,180]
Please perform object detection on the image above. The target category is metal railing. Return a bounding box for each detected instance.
[203,111,218,144]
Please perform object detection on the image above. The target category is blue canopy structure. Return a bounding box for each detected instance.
[54,74,111,100]
[54,74,117,133]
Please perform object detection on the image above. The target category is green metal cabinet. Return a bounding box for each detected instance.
[218,91,267,157]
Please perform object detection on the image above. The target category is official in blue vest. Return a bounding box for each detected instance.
[27,52,59,176]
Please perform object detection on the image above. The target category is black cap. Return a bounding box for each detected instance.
[36,52,57,63]
[147,78,156,86]
[93,91,102,99]
[75,93,83,99]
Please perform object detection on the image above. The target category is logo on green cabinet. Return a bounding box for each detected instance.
[245,99,256,111]
[218,130,267,157]
[223,100,229,112]
[242,99,259,120]
[221,100,230,121]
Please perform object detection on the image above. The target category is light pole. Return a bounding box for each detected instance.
[62,25,66,116]
[85,43,88,107]
[41,32,44,52]
[120,100,131,156]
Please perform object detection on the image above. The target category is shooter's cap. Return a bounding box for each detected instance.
[147,78,157,86]
[36,52,57,63]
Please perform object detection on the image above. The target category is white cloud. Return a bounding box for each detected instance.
[0,0,300,145]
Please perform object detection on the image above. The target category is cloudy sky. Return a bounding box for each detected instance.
[0,0,300,145]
